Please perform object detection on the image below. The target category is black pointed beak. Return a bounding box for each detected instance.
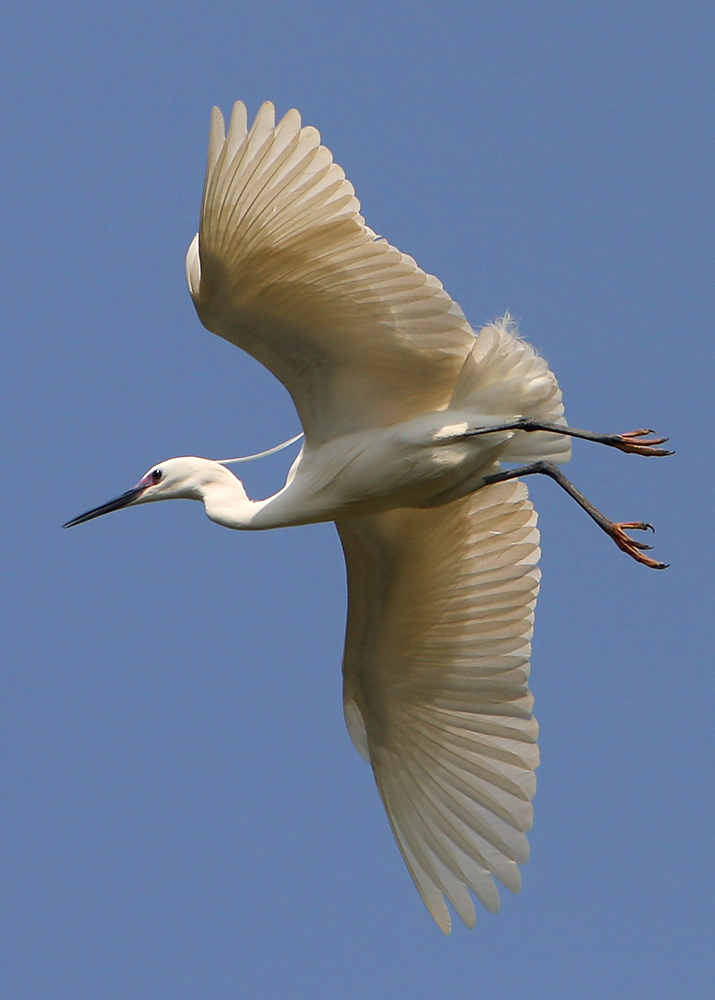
[62,485,147,528]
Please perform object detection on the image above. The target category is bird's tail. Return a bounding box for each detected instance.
[451,315,571,463]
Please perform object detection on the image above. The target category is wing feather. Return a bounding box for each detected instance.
[188,102,477,443]
[337,477,541,932]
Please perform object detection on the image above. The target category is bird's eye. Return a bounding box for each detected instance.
[151,469,162,483]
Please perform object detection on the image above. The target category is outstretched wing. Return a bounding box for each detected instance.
[186,102,476,445]
[337,477,541,932]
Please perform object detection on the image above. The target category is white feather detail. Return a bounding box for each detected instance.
[338,477,541,932]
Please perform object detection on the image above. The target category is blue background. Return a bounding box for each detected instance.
[2,2,713,997]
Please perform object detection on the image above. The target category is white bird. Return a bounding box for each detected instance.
[64,102,670,932]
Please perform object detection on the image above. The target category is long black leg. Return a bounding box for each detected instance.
[464,419,672,457]
[482,461,668,569]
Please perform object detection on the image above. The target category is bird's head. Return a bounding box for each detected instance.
[63,456,238,528]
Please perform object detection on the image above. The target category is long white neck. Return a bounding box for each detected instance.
[199,467,299,530]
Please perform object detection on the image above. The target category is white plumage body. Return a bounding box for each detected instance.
[183,102,573,931]
[71,100,665,934]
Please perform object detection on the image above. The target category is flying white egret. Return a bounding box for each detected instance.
[64,102,670,933]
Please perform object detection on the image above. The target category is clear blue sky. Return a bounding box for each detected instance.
[2,2,713,997]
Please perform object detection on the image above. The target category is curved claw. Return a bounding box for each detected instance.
[613,429,674,457]
[619,520,655,533]
[609,522,668,569]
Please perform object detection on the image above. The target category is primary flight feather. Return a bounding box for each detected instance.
[65,102,670,933]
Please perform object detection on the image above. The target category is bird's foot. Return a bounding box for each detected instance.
[608,521,668,569]
[610,428,673,457]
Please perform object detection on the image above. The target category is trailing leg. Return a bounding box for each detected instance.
[465,419,672,457]
[482,461,668,569]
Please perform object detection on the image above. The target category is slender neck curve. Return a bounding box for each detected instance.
[199,469,299,531]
